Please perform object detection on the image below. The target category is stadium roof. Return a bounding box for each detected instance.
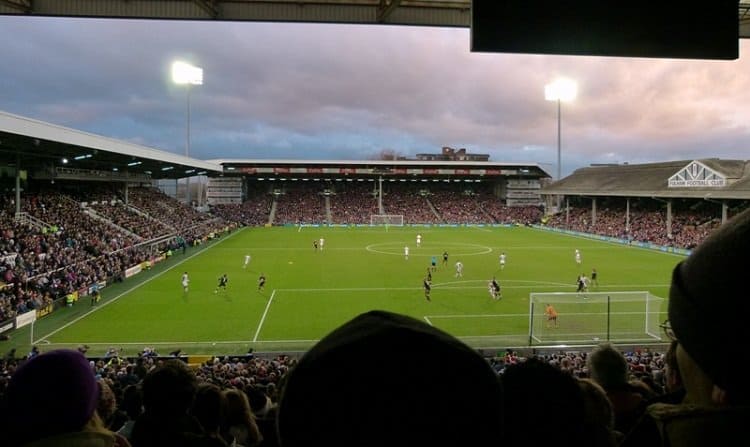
[209,158,546,168]
[1,108,549,183]
[0,110,223,181]
[543,159,750,200]
[209,158,550,179]
[1,1,748,38]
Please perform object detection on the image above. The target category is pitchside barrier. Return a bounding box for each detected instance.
[528,291,665,345]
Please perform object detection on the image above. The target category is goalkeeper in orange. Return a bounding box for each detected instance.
[544,304,558,328]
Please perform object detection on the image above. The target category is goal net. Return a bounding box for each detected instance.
[528,291,665,345]
[370,214,404,226]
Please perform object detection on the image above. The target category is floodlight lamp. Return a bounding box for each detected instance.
[545,78,577,102]
[172,61,203,85]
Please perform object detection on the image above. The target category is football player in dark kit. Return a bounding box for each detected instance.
[258,273,267,291]
[214,274,229,294]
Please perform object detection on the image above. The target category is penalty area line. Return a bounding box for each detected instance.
[253,289,276,342]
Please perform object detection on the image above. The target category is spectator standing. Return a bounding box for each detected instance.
[501,357,587,447]
[116,385,143,442]
[276,310,504,446]
[191,383,229,446]
[223,388,262,447]
[623,207,750,446]
[578,378,620,446]
[588,344,650,436]
[130,359,205,447]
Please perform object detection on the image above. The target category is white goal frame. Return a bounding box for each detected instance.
[370,214,404,226]
[528,291,665,345]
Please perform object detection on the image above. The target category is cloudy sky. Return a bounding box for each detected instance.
[2,16,750,176]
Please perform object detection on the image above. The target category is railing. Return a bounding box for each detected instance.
[83,207,143,242]
[14,212,50,230]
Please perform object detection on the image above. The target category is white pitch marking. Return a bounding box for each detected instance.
[36,229,245,344]
[253,289,276,342]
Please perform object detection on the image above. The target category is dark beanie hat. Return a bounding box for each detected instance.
[5,349,99,444]
[669,207,750,402]
[277,310,504,447]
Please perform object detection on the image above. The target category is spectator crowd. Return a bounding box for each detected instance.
[0,185,231,322]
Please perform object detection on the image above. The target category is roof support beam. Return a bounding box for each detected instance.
[377,0,402,23]
[741,4,750,37]
[0,0,32,13]
[193,0,218,19]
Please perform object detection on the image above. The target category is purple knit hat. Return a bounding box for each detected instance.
[6,349,99,443]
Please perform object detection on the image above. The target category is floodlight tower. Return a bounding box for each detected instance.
[172,61,203,205]
[544,78,577,182]
[545,78,577,209]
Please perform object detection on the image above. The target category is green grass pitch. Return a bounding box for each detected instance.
[12,226,681,355]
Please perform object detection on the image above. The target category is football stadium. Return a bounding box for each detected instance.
[9,119,743,355]
[1,2,750,447]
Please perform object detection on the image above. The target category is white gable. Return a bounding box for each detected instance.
[668,161,726,187]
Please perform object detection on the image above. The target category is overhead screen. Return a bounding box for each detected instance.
[471,0,739,60]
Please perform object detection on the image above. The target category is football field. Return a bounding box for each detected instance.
[19,226,681,355]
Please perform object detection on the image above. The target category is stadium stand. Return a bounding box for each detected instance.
[542,160,750,249]
[0,185,233,324]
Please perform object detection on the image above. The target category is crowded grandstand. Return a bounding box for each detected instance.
[2,109,750,446]
[1,108,750,445]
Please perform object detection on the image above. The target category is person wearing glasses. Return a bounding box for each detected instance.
[622,207,750,447]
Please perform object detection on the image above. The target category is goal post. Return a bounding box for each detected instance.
[370,214,404,226]
[528,291,665,345]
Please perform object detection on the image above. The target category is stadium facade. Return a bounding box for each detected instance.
[543,159,750,227]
